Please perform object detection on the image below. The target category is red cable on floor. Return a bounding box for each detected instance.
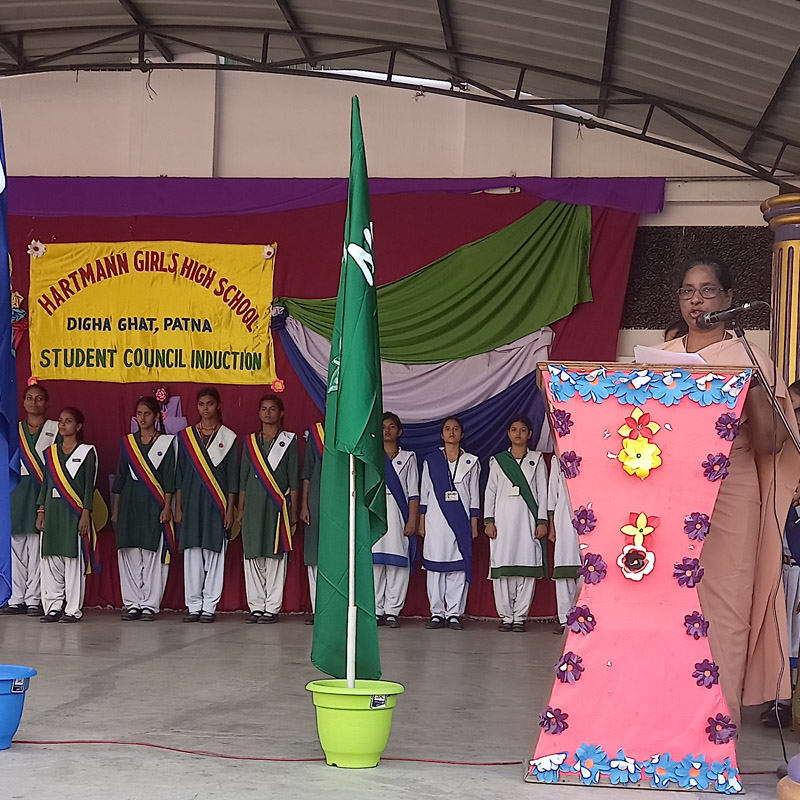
[11,740,776,773]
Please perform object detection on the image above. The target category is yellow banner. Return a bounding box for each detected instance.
[28,240,278,384]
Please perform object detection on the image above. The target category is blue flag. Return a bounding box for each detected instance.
[0,107,19,608]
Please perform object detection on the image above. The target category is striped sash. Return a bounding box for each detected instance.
[309,422,324,461]
[19,423,44,485]
[246,433,293,554]
[44,445,101,574]
[178,426,227,520]
[121,434,177,564]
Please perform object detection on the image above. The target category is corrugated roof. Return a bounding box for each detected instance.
[0,0,798,184]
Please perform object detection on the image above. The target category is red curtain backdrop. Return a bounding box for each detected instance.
[9,191,638,617]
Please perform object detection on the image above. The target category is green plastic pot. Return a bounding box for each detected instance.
[306,679,405,768]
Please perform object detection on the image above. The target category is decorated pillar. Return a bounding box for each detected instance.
[761,194,800,384]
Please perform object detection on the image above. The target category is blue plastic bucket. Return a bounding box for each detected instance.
[0,665,37,750]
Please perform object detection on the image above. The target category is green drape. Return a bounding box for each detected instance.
[277,200,591,364]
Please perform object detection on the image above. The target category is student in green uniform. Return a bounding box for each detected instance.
[237,394,298,624]
[300,421,324,625]
[35,407,96,623]
[174,387,237,623]
[2,383,59,616]
[112,396,176,622]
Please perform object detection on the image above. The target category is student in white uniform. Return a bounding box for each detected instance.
[484,416,549,632]
[373,412,419,628]
[548,453,582,634]
[419,417,480,630]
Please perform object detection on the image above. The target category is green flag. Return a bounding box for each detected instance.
[311,97,386,680]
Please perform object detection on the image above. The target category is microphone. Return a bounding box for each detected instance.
[697,301,769,329]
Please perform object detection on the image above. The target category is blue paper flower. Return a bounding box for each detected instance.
[675,754,714,790]
[573,743,609,785]
[684,611,709,639]
[689,373,726,406]
[693,659,720,688]
[614,370,654,405]
[551,409,573,438]
[608,750,641,785]
[528,752,569,783]
[706,714,737,745]
[720,371,752,410]
[643,753,679,788]
[650,369,694,406]
[548,366,578,402]
[709,758,743,795]
[576,368,616,402]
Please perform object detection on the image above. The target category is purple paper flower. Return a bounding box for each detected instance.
[552,409,573,438]
[684,611,709,639]
[674,558,704,588]
[555,651,584,684]
[578,553,607,585]
[693,659,720,688]
[572,506,596,535]
[706,714,737,744]
[715,413,740,441]
[539,706,569,734]
[702,453,730,482]
[560,451,582,479]
[566,605,596,634]
[684,512,710,542]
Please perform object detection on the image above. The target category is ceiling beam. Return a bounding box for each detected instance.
[274,0,317,66]
[117,0,174,62]
[436,0,461,81]
[0,32,25,66]
[597,0,623,118]
[742,46,800,157]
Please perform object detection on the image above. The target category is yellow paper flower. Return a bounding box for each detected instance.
[617,437,662,478]
[620,512,660,546]
[617,406,661,440]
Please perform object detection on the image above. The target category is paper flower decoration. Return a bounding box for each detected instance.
[702,453,730,482]
[720,371,750,408]
[617,407,660,440]
[576,367,615,402]
[571,506,596,535]
[539,707,569,735]
[651,369,693,406]
[710,758,742,795]
[566,605,596,634]
[675,754,714,790]
[27,240,46,259]
[578,553,607,584]
[706,715,737,745]
[27,376,39,387]
[529,753,569,783]
[715,413,740,441]
[674,557,704,587]
[572,743,609,785]
[559,451,582,479]
[153,385,169,404]
[555,651,584,684]
[548,365,578,401]
[614,370,653,405]
[644,753,679,788]
[689,373,725,406]
[617,544,655,581]
[263,244,276,259]
[608,751,641,786]
[621,512,659,546]
[684,512,710,541]
[617,436,662,478]
[692,659,720,688]
[270,378,285,393]
[684,611,709,639]
[551,409,573,438]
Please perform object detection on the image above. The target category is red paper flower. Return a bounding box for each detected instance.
[270,378,286,393]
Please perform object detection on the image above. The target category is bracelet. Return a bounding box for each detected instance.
[37,508,44,513]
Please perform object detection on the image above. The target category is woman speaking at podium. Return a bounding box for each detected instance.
[656,258,800,723]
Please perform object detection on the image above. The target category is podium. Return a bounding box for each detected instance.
[527,362,752,794]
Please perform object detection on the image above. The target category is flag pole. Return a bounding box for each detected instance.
[346,453,357,688]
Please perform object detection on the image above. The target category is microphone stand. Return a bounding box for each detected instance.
[731,319,800,456]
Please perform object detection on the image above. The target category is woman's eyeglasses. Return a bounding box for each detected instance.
[677,286,726,300]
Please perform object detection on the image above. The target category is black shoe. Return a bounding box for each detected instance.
[58,614,79,623]
[425,616,445,629]
[245,611,263,624]
[385,615,400,628]
[257,613,278,624]
[376,614,387,626]
[140,609,158,621]
[447,616,463,630]
[512,622,526,633]
[40,611,62,623]
[121,608,142,621]
[498,622,513,632]
[199,613,215,623]
[183,612,201,623]
[304,615,314,626]
[0,604,25,615]
[26,604,44,617]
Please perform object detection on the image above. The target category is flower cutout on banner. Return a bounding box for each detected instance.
[566,604,596,634]
[621,512,659,546]
[618,436,662,478]
[702,453,730,482]
[618,407,660,440]
[710,758,743,795]
[720,371,751,409]
[644,753,679,789]
[548,365,578,401]
[576,367,615,402]
[617,544,655,581]
[651,369,693,406]
[27,240,46,259]
[693,659,720,688]
[684,512,710,542]
[706,714,737,745]
[614,370,653,405]
[689,373,726,406]
[684,611,709,639]
[551,409,573,438]
[270,378,286,393]
[555,651,584,684]
[608,751,642,786]
[675,754,714,790]
[572,505,596,535]
[578,553,607,584]
[539,707,569,735]
[674,557,704,588]
[529,753,569,783]
[715,413,740,441]
[559,451,582,479]
[572,743,610,785]
[263,244,276,260]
